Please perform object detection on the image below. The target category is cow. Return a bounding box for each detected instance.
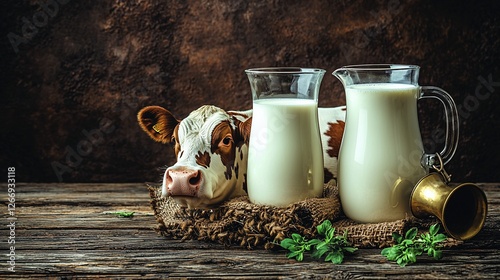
[137,104,345,209]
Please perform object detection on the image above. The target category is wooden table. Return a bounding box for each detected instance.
[1,183,499,279]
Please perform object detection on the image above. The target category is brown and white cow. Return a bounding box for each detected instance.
[137,105,345,209]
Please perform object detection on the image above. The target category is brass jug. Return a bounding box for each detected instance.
[410,160,488,240]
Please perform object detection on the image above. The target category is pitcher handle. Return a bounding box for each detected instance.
[419,86,460,168]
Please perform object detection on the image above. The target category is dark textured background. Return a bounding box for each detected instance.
[1,0,499,183]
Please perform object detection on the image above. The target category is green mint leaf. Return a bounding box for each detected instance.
[396,257,408,267]
[429,224,440,236]
[311,246,329,259]
[326,227,335,241]
[315,241,329,251]
[422,232,431,242]
[382,224,449,267]
[381,247,392,257]
[433,249,443,260]
[387,249,401,261]
[324,252,334,262]
[307,239,322,247]
[287,250,304,261]
[393,232,403,244]
[291,233,304,242]
[280,221,357,265]
[433,233,448,244]
[427,247,437,258]
[108,211,135,217]
[280,238,295,249]
[281,234,309,262]
[405,227,418,240]
[382,246,403,261]
[344,246,358,253]
[326,251,344,264]
[406,249,418,263]
[317,220,332,236]
[401,239,414,246]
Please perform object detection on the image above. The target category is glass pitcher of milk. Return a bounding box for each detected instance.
[333,64,459,223]
[245,67,325,207]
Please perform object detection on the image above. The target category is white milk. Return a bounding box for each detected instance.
[247,98,324,206]
[338,83,427,222]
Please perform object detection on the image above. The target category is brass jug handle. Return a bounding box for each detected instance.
[431,153,452,183]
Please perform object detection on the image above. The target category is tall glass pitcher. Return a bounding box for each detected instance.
[245,67,325,207]
[333,64,459,222]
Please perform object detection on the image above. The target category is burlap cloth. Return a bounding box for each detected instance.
[148,180,462,249]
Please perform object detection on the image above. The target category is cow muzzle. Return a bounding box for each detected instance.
[162,167,203,197]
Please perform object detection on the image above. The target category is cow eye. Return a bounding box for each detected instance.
[221,135,232,146]
[169,136,178,150]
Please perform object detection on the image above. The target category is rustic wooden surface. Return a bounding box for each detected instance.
[1,183,498,279]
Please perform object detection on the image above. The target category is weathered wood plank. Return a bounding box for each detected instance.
[1,183,498,279]
[13,183,154,193]
[3,211,498,250]
[5,229,221,251]
[7,205,153,215]
[10,215,156,230]
[6,248,500,279]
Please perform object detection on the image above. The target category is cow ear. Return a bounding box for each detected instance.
[137,106,179,144]
[236,117,252,145]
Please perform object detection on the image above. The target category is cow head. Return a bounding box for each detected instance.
[137,105,252,209]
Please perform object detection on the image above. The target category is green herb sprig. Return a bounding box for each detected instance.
[280,220,358,264]
[381,224,448,267]
[107,211,135,218]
